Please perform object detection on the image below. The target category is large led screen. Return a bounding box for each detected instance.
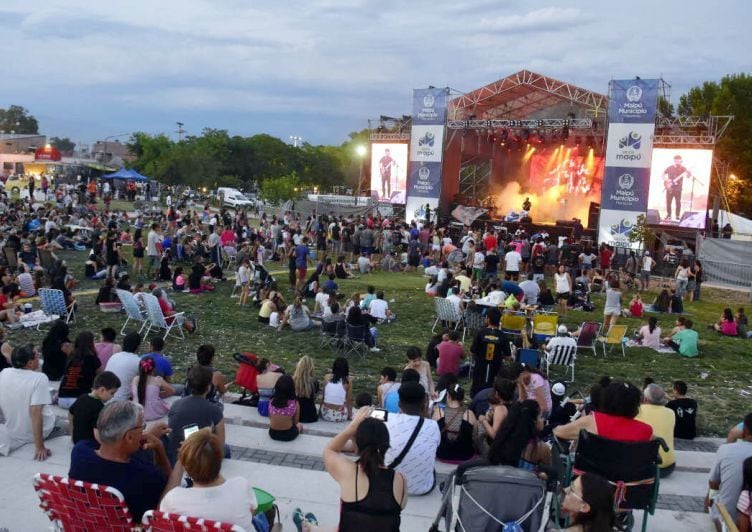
[370,143,408,204]
[647,148,713,228]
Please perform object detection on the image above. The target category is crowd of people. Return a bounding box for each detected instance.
[0,183,747,531]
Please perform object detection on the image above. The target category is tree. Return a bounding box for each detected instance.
[628,214,656,252]
[0,105,39,134]
[678,74,752,216]
[49,137,76,153]
[259,172,302,205]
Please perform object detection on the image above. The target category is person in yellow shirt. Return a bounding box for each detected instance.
[636,383,676,477]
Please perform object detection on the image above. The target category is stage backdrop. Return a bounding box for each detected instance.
[599,79,660,248]
[370,143,408,204]
[406,87,448,223]
[647,148,713,229]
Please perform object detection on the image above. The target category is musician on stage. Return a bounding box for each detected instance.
[378,148,397,200]
[663,155,691,221]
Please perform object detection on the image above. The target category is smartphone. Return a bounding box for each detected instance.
[183,424,200,439]
[370,408,388,422]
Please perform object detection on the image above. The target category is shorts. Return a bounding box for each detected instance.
[408,255,420,267]
[297,267,307,280]
[320,405,348,422]
[432,244,441,252]
[640,271,651,282]
[556,292,570,301]
[269,425,299,441]
[603,308,620,317]
[133,248,144,258]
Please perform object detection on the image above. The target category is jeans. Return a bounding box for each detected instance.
[676,279,688,298]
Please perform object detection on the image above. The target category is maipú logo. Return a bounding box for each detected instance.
[423,94,435,108]
[618,131,641,150]
[626,85,643,102]
[418,132,435,147]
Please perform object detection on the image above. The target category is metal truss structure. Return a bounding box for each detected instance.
[450,70,607,121]
[653,115,734,146]
[447,118,593,130]
[369,132,411,142]
[459,158,491,199]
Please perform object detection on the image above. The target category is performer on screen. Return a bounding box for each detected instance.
[378,148,398,200]
[662,154,692,221]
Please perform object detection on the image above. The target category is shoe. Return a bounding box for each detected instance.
[305,512,319,526]
[292,508,305,532]
[370,346,381,352]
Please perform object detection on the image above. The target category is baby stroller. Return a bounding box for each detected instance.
[430,461,555,532]
[232,352,260,406]
[568,281,593,311]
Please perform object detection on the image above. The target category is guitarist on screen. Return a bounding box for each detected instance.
[379,148,398,200]
[662,154,692,221]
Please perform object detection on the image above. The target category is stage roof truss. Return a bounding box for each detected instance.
[653,115,734,146]
[369,132,411,141]
[447,118,593,130]
[450,70,607,121]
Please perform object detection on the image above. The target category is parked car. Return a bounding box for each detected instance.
[216,187,253,208]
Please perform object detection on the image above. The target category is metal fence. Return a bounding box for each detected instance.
[698,259,752,290]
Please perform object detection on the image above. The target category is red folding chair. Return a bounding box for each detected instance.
[142,510,245,531]
[33,473,135,532]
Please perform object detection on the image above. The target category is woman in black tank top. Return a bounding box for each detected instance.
[293,410,405,532]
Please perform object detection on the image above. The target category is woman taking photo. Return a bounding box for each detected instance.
[131,356,174,421]
[293,410,406,532]
[561,472,616,532]
[161,429,256,531]
[320,357,352,422]
[268,375,304,441]
[554,264,572,316]
[293,356,319,423]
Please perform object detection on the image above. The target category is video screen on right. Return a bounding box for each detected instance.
[647,148,713,229]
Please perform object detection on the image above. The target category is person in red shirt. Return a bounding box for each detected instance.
[553,381,653,442]
[599,243,613,272]
[436,331,468,377]
[483,230,498,254]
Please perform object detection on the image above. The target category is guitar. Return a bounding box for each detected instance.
[664,170,691,192]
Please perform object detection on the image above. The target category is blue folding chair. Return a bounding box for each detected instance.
[518,348,540,369]
[37,288,75,329]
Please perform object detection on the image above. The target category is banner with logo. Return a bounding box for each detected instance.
[598,79,659,247]
[406,87,447,223]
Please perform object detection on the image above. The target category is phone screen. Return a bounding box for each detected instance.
[370,408,388,422]
[183,424,199,439]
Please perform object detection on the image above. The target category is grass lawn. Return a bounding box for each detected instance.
[11,247,752,437]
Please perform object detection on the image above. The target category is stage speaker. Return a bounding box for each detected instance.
[646,209,661,225]
[587,202,600,230]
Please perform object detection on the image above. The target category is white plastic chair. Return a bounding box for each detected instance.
[140,293,185,340]
[115,289,149,335]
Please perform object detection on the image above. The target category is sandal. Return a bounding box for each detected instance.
[292,507,305,532]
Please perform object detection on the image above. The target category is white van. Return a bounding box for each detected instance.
[217,187,253,208]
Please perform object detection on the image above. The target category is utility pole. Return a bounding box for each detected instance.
[176,122,186,141]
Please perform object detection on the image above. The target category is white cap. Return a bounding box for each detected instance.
[644,251,650,256]
[552,382,566,396]
[557,324,569,334]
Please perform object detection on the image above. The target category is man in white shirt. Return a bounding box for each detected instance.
[384,382,440,496]
[357,253,372,274]
[0,344,56,459]
[504,246,522,280]
[544,325,578,353]
[640,251,655,291]
[446,287,464,315]
[105,332,143,401]
[146,223,163,278]
[368,291,394,322]
[519,274,541,306]
[314,288,330,316]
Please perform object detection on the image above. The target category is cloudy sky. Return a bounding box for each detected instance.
[2,0,750,147]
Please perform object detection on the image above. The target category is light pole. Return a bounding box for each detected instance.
[289,135,303,148]
[102,132,130,165]
[355,145,367,203]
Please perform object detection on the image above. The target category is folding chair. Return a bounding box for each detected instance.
[142,510,245,531]
[518,348,541,369]
[33,473,135,532]
[569,430,667,532]
[532,314,558,345]
[599,324,628,357]
[575,321,602,357]
[141,293,186,340]
[221,245,237,271]
[461,308,485,343]
[431,298,463,333]
[343,322,369,359]
[320,319,342,350]
[116,288,150,335]
[501,313,527,337]
[3,246,18,269]
[38,288,75,329]
[544,343,577,382]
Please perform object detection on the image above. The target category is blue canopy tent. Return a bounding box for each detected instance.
[102,168,150,181]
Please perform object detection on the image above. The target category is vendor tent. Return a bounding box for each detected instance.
[102,168,150,181]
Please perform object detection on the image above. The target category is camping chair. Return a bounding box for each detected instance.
[575,321,601,357]
[33,473,135,532]
[569,429,667,532]
[116,289,150,335]
[532,314,558,345]
[221,245,237,271]
[38,248,56,279]
[320,319,343,350]
[38,288,75,329]
[431,297,463,333]
[343,322,369,359]
[141,293,185,340]
[544,343,577,382]
[461,307,485,343]
[501,313,527,337]
[3,246,18,269]
[599,324,628,357]
[518,347,541,369]
[142,510,245,531]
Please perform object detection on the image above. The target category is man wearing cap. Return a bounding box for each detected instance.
[544,325,577,354]
[636,383,676,477]
[640,251,655,291]
[384,382,440,496]
[470,308,510,396]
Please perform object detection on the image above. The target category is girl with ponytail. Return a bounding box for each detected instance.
[131,356,174,421]
[293,408,406,532]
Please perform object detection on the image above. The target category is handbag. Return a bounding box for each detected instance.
[388,416,425,470]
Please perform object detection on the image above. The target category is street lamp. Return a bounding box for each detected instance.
[355,145,367,201]
[289,135,303,148]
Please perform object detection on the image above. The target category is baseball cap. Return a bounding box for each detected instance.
[557,324,569,334]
